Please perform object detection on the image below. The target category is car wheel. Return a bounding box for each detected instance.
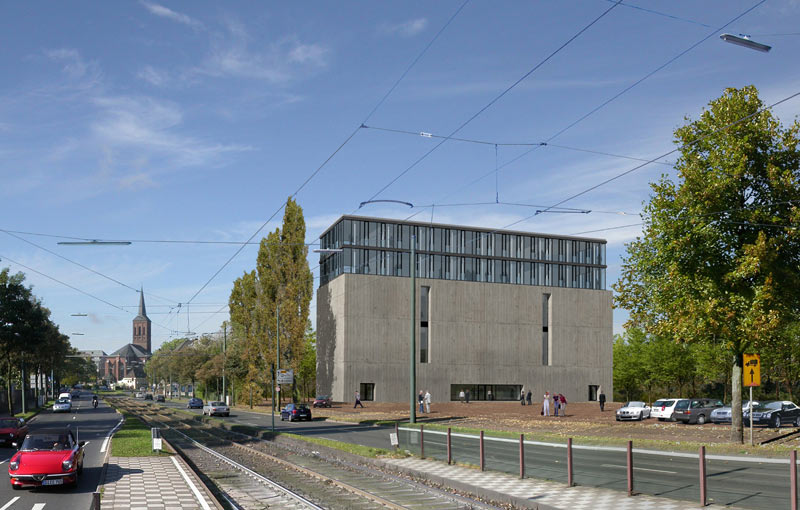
[637,412,643,421]
[772,415,781,428]
[697,415,706,425]
[795,415,800,428]
[615,417,620,421]
[11,483,21,491]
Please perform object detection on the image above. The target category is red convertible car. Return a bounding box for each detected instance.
[8,428,85,489]
[0,418,28,448]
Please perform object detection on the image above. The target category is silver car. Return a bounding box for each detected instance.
[711,401,760,424]
[52,398,72,413]
[202,401,230,417]
[616,401,651,421]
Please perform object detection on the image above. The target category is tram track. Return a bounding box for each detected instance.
[111,398,504,510]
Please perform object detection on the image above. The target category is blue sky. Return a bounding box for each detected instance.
[1,1,799,353]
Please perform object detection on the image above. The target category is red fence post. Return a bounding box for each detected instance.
[420,424,424,459]
[792,450,798,510]
[699,445,707,506]
[480,430,485,471]
[520,433,525,479]
[567,437,574,487]
[447,427,452,465]
[627,440,633,497]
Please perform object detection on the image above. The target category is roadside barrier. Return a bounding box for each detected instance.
[519,434,524,479]
[699,445,707,506]
[792,450,798,510]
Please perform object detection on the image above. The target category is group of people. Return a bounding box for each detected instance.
[458,389,471,403]
[418,390,432,413]
[541,391,567,417]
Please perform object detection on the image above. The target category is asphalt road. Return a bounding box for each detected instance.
[153,398,794,509]
[0,390,122,510]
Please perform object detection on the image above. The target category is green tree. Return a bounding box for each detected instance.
[615,86,800,443]
[297,327,316,401]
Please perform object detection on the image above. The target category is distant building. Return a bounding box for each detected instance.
[316,216,613,403]
[78,349,106,375]
[101,290,151,384]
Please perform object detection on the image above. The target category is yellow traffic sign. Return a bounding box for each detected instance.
[743,354,760,387]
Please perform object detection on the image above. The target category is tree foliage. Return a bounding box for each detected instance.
[614,86,800,443]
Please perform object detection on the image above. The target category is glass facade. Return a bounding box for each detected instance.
[319,216,607,290]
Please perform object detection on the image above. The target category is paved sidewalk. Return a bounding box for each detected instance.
[101,456,217,510]
[386,457,737,510]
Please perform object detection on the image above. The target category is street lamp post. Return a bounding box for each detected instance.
[410,234,416,424]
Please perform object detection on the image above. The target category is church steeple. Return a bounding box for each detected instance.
[132,288,152,354]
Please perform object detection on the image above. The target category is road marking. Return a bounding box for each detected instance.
[101,417,125,453]
[32,504,45,510]
[600,463,677,474]
[170,456,212,510]
[0,497,19,510]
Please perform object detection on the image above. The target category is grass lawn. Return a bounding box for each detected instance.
[111,415,172,457]
[14,401,53,420]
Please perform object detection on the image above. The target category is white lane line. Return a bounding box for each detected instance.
[600,463,677,474]
[170,456,212,510]
[101,418,125,453]
[0,497,19,510]
[31,504,45,510]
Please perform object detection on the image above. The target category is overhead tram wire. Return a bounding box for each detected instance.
[410,0,768,213]
[361,1,624,206]
[182,1,470,311]
[2,229,179,305]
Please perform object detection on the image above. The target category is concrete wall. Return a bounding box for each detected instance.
[317,273,612,403]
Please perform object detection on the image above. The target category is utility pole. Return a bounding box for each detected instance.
[273,305,279,437]
[222,324,227,404]
[410,234,416,424]
[21,358,26,415]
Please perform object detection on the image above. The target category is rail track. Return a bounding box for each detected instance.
[111,398,503,510]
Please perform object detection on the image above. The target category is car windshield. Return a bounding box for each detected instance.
[762,402,784,410]
[315,396,329,400]
[623,402,645,408]
[297,404,309,410]
[56,398,70,404]
[674,400,690,410]
[653,400,673,407]
[21,434,70,451]
[210,402,225,406]
[0,419,18,428]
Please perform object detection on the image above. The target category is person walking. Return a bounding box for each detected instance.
[465,388,470,404]
[542,391,551,416]
[424,390,431,414]
[526,389,532,406]
[520,389,526,405]
[418,390,424,413]
[354,391,364,408]
[487,389,493,401]
[459,389,465,403]
[599,388,606,412]
[553,390,559,416]
[559,394,567,417]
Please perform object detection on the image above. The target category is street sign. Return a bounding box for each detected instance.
[743,354,760,387]
[276,369,294,385]
[389,432,399,447]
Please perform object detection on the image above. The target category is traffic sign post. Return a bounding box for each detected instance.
[276,369,294,385]
[744,354,761,446]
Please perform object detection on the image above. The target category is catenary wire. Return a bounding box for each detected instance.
[361,1,624,205]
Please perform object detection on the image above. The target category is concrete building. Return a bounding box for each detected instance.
[316,216,612,403]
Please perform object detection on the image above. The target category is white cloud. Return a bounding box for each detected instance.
[140,1,204,30]
[137,65,170,86]
[380,18,428,37]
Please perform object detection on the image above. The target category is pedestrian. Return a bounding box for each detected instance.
[418,390,424,413]
[459,389,465,403]
[553,390,559,416]
[542,391,550,416]
[424,390,431,414]
[599,388,606,412]
[526,389,532,406]
[354,390,364,408]
[465,388,470,404]
[487,389,493,401]
[520,389,526,405]
[559,394,567,417]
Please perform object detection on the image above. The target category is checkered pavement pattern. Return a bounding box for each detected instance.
[387,458,736,510]
[102,456,216,510]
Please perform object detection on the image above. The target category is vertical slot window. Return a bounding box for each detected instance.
[420,286,430,363]
[542,293,551,366]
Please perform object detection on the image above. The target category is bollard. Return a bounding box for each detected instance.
[480,430,485,471]
[420,424,425,459]
[627,440,633,497]
[567,437,574,487]
[792,450,798,510]
[519,434,525,479]
[699,445,707,506]
[92,491,101,510]
[447,427,452,465]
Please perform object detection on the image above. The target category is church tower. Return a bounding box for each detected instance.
[132,288,152,354]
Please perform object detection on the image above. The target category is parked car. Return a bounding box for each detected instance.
[52,398,72,413]
[144,394,153,401]
[674,398,724,425]
[202,401,230,417]
[0,418,27,448]
[70,391,80,400]
[156,395,165,402]
[711,401,760,424]
[134,392,145,399]
[187,398,204,409]
[615,401,651,421]
[744,401,800,428]
[650,399,682,421]
[313,395,333,408]
[58,392,72,401]
[9,428,86,489]
[280,403,312,422]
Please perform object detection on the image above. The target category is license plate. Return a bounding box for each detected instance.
[42,479,63,486]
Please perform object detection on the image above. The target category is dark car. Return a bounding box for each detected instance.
[313,395,332,408]
[156,395,165,402]
[281,403,312,422]
[0,418,27,448]
[187,398,204,409]
[745,401,800,428]
[674,398,724,425]
[144,394,153,401]
[70,391,80,400]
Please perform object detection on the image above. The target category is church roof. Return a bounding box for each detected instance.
[134,288,150,322]
[109,343,150,360]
